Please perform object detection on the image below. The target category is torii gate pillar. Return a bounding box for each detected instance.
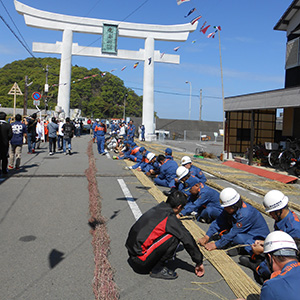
[58,29,73,116]
[15,0,197,140]
[143,37,155,137]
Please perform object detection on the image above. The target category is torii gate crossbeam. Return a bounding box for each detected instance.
[15,0,197,140]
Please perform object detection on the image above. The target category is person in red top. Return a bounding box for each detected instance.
[126,190,205,280]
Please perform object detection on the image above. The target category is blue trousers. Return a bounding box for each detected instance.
[154,177,170,187]
[97,136,105,154]
[197,205,222,221]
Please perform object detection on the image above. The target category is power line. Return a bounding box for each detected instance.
[0,13,59,77]
[127,86,222,99]
[122,0,150,22]
[0,0,31,52]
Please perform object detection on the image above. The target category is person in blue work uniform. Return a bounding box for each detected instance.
[235,231,300,300]
[92,119,99,143]
[239,190,300,283]
[114,140,132,160]
[198,187,270,256]
[181,156,207,184]
[127,142,142,162]
[143,152,163,178]
[127,120,136,142]
[127,147,149,171]
[95,119,107,155]
[140,124,145,141]
[180,182,222,223]
[154,148,178,187]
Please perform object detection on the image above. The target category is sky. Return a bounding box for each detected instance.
[0,0,292,121]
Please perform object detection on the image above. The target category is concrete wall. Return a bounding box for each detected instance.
[131,117,223,141]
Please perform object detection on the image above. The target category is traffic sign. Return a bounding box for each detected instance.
[32,92,41,101]
[33,100,40,106]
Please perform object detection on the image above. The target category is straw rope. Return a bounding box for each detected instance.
[125,160,260,300]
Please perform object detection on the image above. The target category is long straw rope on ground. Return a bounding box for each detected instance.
[126,160,260,300]
[86,140,119,300]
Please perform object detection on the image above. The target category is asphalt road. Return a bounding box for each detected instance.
[1,134,289,300]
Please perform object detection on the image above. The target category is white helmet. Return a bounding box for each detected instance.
[263,190,289,213]
[176,166,189,180]
[146,152,155,161]
[95,118,100,122]
[220,187,240,207]
[181,156,192,166]
[264,231,298,255]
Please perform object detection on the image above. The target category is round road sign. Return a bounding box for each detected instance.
[32,92,42,101]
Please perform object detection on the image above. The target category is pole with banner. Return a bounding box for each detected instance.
[8,82,23,117]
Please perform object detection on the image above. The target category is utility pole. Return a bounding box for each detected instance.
[199,89,202,121]
[24,75,28,117]
[44,65,49,114]
[123,93,127,121]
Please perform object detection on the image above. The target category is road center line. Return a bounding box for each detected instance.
[117,178,142,221]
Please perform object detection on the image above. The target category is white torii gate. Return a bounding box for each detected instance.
[15,0,197,140]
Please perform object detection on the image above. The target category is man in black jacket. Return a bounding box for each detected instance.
[125,191,205,279]
[0,112,13,175]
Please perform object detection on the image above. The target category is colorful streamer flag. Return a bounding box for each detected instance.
[190,15,202,25]
[174,46,180,51]
[101,73,106,77]
[184,8,196,18]
[110,69,116,72]
[133,62,139,69]
[201,25,210,34]
[177,0,190,5]
[192,40,196,44]
[200,21,207,31]
[148,57,152,65]
[121,66,127,71]
[207,26,221,38]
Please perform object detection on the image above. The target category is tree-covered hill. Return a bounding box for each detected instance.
[0,57,143,118]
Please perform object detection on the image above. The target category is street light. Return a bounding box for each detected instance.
[185,81,192,120]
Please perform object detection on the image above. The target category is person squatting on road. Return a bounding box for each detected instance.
[95,119,107,155]
[198,187,270,256]
[8,114,27,170]
[125,190,205,279]
[239,190,300,283]
[154,148,178,187]
[180,182,223,223]
[0,111,13,175]
[236,231,300,300]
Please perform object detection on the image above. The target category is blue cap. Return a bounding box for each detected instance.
[101,119,105,123]
[126,141,132,145]
[165,148,172,155]
[139,147,146,152]
[131,142,136,147]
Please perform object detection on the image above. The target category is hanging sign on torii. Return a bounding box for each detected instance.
[15,0,197,140]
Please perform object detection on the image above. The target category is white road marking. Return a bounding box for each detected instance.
[117,179,142,221]
[230,183,247,191]
[249,192,261,197]
[196,144,207,148]
[203,171,214,177]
